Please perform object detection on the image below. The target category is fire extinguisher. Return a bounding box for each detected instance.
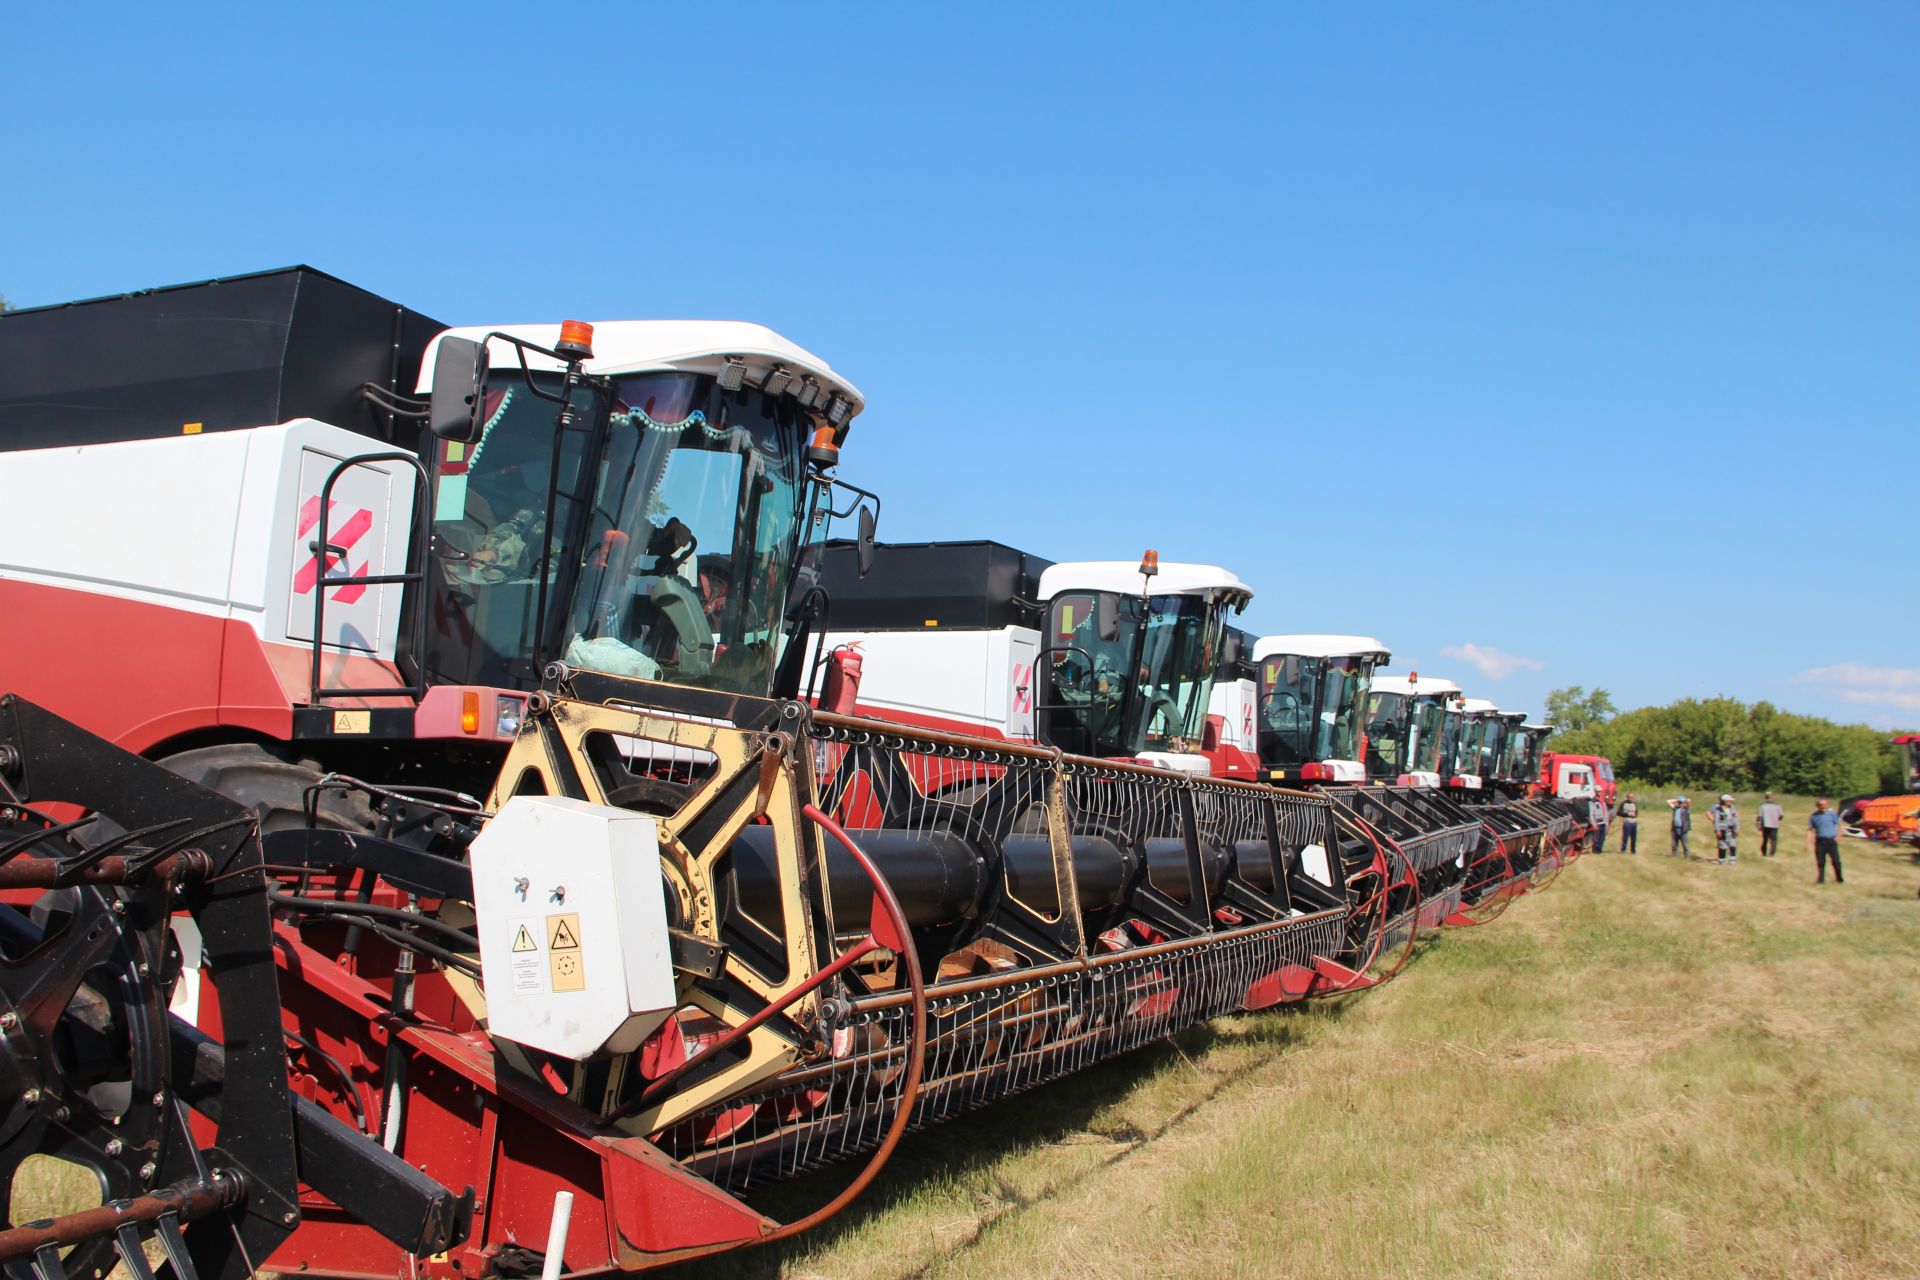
[820,644,863,715]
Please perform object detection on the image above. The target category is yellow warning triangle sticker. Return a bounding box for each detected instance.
[550,919,579,950]
[512,924,537,953]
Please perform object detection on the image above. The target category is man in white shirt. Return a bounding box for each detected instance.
[1757,793,1785,856]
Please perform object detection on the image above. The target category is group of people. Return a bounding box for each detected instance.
[1590,791,1847,883]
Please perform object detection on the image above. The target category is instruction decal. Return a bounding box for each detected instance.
[547,912,584,992]
[508,917,544,994]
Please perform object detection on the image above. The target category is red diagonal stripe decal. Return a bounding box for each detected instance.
[294,506,375,594]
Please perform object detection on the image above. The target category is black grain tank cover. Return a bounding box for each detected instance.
[818,538,1055,631]
[0,267,447,452]
[1218,624,1257,682]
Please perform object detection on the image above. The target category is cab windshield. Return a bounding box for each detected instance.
[1364,690,1409,777]
[1411,700,1449,774]
[1455,716,1491,777]
[1479,718,1510,779]
[1436,708,1465,777]
[1258,655,1373,767]
[425,370,811,697]
[1043,592,1221,758]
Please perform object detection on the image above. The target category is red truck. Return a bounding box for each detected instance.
[1535,751,1616,804]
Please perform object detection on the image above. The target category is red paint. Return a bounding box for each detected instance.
[0,579,292,753]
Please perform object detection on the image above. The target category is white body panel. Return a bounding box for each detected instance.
[471,797,675,1060]
[0,421,415,658]
[1401,771,1442,788]
[418,320,864,418]
[1037,561,1251,604]
[1253,634,1390,662]
[1207,677,1258,758]
[821,626,1033,740]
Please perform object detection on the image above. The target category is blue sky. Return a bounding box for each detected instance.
[5,3,1915,727]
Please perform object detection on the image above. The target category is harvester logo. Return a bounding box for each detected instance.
[1011,662,1033,714]
[294,496,374,604]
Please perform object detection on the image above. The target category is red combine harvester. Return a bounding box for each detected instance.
[0,269,1586,1277]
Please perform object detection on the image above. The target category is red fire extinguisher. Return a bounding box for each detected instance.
[820,644,863,715]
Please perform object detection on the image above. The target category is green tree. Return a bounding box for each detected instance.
[1545,686,1617,737]
[0,295,13,313]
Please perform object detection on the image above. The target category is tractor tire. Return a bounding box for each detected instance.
[158,743,376,835]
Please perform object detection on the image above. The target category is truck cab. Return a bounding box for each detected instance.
[817,544,1253,774]
[1537,751,1614,803]
[1253,635,1391,784]
[1363,673,1462,787]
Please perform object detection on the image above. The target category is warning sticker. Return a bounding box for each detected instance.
[547,913,584,992]
[508,917,544,995]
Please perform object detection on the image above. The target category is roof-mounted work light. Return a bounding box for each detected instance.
[763,366,793,397]
[717,357,747,391]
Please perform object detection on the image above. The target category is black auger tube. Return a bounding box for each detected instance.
[729,826,989,928]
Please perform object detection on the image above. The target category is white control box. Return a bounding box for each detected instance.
[471,796,677,1060]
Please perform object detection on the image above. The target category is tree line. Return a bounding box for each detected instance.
[1545,686,1908,799]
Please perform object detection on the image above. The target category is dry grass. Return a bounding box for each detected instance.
[686,795,1920,1280]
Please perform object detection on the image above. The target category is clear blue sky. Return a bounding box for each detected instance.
[6,3,1915,727]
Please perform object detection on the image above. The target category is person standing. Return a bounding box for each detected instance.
[1669,796,1691,858]
[1709,794,1739,864]
[1590,794,1610,853]
[1807,797,1844,884]
[1757,793,1784,856]
[1617,792,1640,854]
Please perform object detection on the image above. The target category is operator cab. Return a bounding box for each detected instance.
[1446,697,1500,790]
[1253,635,1391,783]
[1364,673,1461,787]
[415,322,865,703]
[1035,558,1252,772]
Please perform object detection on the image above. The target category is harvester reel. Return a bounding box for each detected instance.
[0,697,298,1280]
[0,820,176,1280]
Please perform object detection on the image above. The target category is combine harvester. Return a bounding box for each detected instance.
[804,543,1398,990]
[0,269,1581,1278]
[1246,640,1485,959]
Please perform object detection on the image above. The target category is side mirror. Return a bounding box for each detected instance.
[856,504,878,578]
[430,337,490,442]
[1095,593,1120,643]
[1221,630,1244,669]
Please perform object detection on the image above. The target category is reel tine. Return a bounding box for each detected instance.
[28,1244,66,1280]
[152,1213,195,1280]
[113,1223,158,1280]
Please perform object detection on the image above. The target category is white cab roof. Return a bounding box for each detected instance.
[416,320,864,421]
[1459,697,1500,714]
[1522,722,1552,732]
[1253,634,1391,662]
[1038,561,1253,605]
[1372,675,1461,698]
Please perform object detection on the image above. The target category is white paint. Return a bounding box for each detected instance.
[1253,634,1391,662]
[416,320,864,421]
[0,421,415,660]
[1036,561,1252,604]
[1300,842,1332,887]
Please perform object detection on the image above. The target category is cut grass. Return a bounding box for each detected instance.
[684,794,1920,1279]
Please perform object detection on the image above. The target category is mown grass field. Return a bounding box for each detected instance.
[691,793,1920,1279]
